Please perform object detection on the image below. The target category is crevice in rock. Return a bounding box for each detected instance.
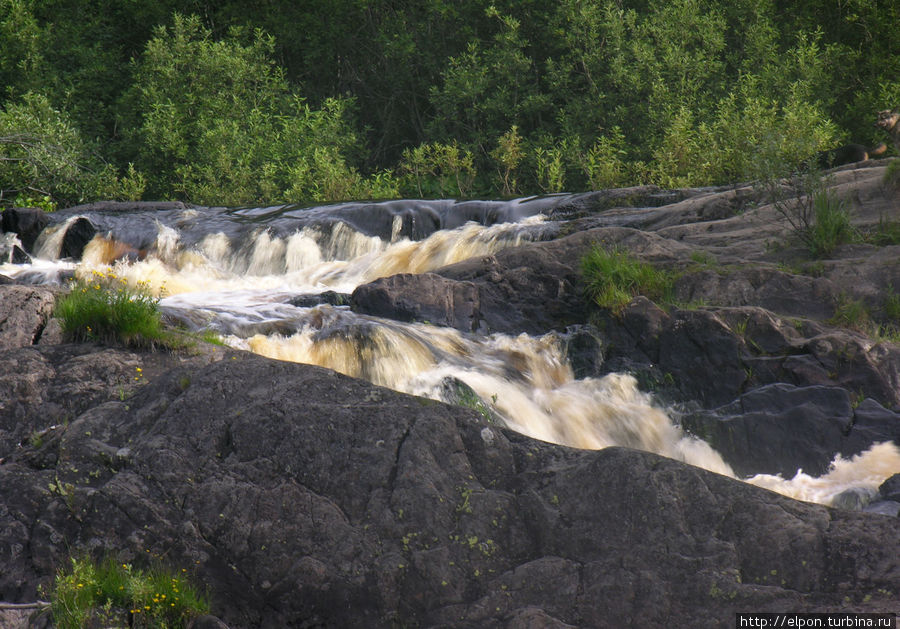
[30,320,46,345]
[387,421,414,492]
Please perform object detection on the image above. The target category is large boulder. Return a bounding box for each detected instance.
[0,285,58,351]
[574,299,900,409]
[351,273,483,332]
[1,207,49,252]
[1,349,898,628]
[59,216,97,260]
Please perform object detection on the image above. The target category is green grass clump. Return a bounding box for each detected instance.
[55,270,168,348]
[50,556,209,629]
[878,288,900,343]
[885,288,900,322]
[806,189,856,258]
[581,245,674,313]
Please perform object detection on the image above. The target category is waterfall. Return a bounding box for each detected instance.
[3,201,897,507]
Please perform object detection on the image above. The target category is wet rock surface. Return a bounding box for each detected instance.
[1,352,898,628]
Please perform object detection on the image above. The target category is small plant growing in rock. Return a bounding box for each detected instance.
[581,245,674,314]
[877,287,900,343]
[865,215,900,246]
[55,270,168,348]
[761,165,857,258]
[828,294,871,332]
[50,556,209,629]
[805,189,856,258]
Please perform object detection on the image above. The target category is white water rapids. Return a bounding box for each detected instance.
[4,205,899,506]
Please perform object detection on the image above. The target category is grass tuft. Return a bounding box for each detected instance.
[55,270,168,348]
[828,294,870,332]
[581,245,674,314]
[806,189,856,258]
[50,556,209,629]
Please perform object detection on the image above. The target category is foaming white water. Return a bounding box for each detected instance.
[238,312,735,476]
[32,216,81,259]
[77,216,543,298]
[747,442,900,506]
[236,306,899,503]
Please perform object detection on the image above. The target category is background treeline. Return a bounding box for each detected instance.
[1,0,899,208]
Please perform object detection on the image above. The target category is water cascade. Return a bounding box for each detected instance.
[3,198,897,506]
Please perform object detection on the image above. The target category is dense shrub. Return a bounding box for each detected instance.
[0,92,143,207]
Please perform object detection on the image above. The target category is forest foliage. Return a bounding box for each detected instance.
[1,0,899,207]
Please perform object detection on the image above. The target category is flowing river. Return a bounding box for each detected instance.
[3,197,898,507]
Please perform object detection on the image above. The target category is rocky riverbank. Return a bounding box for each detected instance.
[1,159,899,627]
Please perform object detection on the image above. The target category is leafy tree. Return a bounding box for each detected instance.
[428,7,549,160]
[1,0,899,202]
[125,14,366,205]
[0,92,142,207]
[0,0,51,98]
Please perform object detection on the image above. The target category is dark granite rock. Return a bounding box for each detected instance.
[1,350,898,628]
[59,216,97,260]
[352,273,484,332]
[879,474,900,502]
[288,290,352,308]
[0,285,58,351]
[1,207,49,252]
[682,384,900,477]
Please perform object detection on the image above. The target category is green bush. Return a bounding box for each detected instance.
[581,128,630,190]
[127,14,366,205]
[581,245,674,314]
[491,125,525,196]
[399,141,477,198]
[532,142,568,193]
[764,166,856,258]
[55,270,167,348]
[864,215,900,246]
[50,556,209,629]
[0,92,141,208]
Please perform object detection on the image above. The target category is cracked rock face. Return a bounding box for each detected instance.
[0,285,58,351]
[1,352,898,628]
